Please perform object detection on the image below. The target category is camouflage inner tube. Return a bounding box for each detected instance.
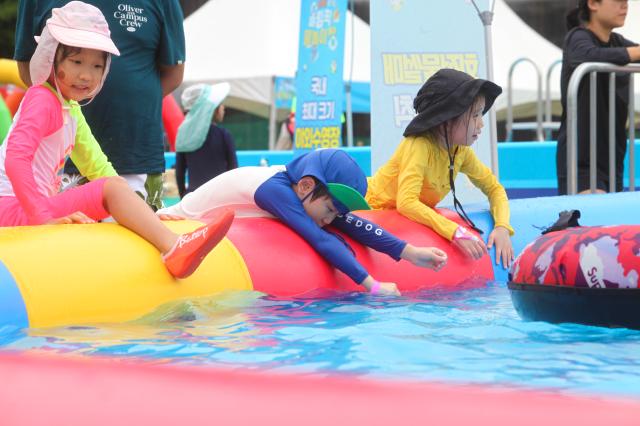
[508,225,640,329]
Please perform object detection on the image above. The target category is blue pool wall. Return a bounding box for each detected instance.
[466,191,640,282]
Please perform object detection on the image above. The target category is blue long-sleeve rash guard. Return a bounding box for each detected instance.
[254,171,407,284]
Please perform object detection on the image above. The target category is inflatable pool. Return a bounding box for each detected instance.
[508,225,640,329]
[2,351,639,425]
[0,209,491,329]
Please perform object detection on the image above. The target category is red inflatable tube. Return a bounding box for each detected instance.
[162,94,184,152]
[0,352,638,426]
[227,209,494,296]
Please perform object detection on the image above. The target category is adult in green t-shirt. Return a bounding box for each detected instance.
[14,0,186,210]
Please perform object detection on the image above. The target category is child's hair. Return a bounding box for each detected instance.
[430,94,485,142]
[308,176,331,202]
[53,43,107,70]
[566,0,593,30]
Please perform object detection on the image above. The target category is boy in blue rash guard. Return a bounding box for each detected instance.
[158,149,448,296]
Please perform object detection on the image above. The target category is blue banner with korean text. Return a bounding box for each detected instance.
[294,0,347,152]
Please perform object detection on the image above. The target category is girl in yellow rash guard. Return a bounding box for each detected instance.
[366,68,515,269]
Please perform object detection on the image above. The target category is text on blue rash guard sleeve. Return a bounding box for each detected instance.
[254,172,369,284]
[331,213,406,261]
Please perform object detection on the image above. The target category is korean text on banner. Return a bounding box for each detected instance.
[294,0,348,152]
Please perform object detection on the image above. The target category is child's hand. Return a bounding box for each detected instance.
[46,211,95,225]
[401,244,448,271]
[361,276,401,296]
[487,226,515,268]
[373,282,401,296]
[452,226,487,261]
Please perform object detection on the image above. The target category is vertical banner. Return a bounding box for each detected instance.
[370,0,491,203]
[274,77,296,110]
[294,0,348,152]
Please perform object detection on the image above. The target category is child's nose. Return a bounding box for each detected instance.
[79,68,93,81]
[323,214,336,225]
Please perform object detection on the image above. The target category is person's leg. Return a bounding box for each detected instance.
[0,197,30,227]
[101,176,234,278]
[576,172,606,194]
[102,176,177,253]
[158,167,278,220]
[119,174,148,199]
[555,138,568,195]
[144,173,164,211]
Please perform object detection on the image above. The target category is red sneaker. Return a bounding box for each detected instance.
[162,209,235,278]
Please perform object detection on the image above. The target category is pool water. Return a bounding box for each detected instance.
[1,281,639,398]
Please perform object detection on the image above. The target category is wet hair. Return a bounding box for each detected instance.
[566,0,596,30]
[53,43,107,69]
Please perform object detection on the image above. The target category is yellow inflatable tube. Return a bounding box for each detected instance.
[0,59,27,88]
[0,221,252,328]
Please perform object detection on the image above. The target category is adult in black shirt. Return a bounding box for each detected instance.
[556,0,640,194]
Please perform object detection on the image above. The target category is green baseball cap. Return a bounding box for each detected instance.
[327,183,371,212]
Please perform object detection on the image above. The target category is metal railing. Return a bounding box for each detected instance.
[544,59,562,140]
[566,62,640,194]
[506,58,561,142]
[506,58,543,141]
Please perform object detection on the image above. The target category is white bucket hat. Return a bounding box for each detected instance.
[176,82,231,152]
[180,82,231,112]
[30,1,120,98]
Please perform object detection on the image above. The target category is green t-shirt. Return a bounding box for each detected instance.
[14,0,186,174]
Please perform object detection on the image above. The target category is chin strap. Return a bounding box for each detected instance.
[443,127,483,235]
[52,74,70,123]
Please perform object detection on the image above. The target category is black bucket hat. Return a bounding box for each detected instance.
[403,68,502,137]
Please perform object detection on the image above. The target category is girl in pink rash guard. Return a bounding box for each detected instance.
[0,1,233,279]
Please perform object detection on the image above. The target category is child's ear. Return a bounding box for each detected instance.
[295,176,316,198]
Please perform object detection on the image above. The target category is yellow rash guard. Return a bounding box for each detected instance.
[366,135,514,241]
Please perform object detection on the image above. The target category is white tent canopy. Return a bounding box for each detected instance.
[182,0,371,119]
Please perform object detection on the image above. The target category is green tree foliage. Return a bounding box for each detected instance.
[0,0,18,59]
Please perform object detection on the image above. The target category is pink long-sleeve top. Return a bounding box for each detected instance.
[0,84,117,224]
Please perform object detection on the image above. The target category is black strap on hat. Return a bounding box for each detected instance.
[443,128,484,235]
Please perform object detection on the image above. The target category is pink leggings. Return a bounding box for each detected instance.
[0,177,110,226]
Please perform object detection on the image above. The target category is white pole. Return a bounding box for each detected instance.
[471,0,499,178]
[268,76,277,150]
[345,0,355,147]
